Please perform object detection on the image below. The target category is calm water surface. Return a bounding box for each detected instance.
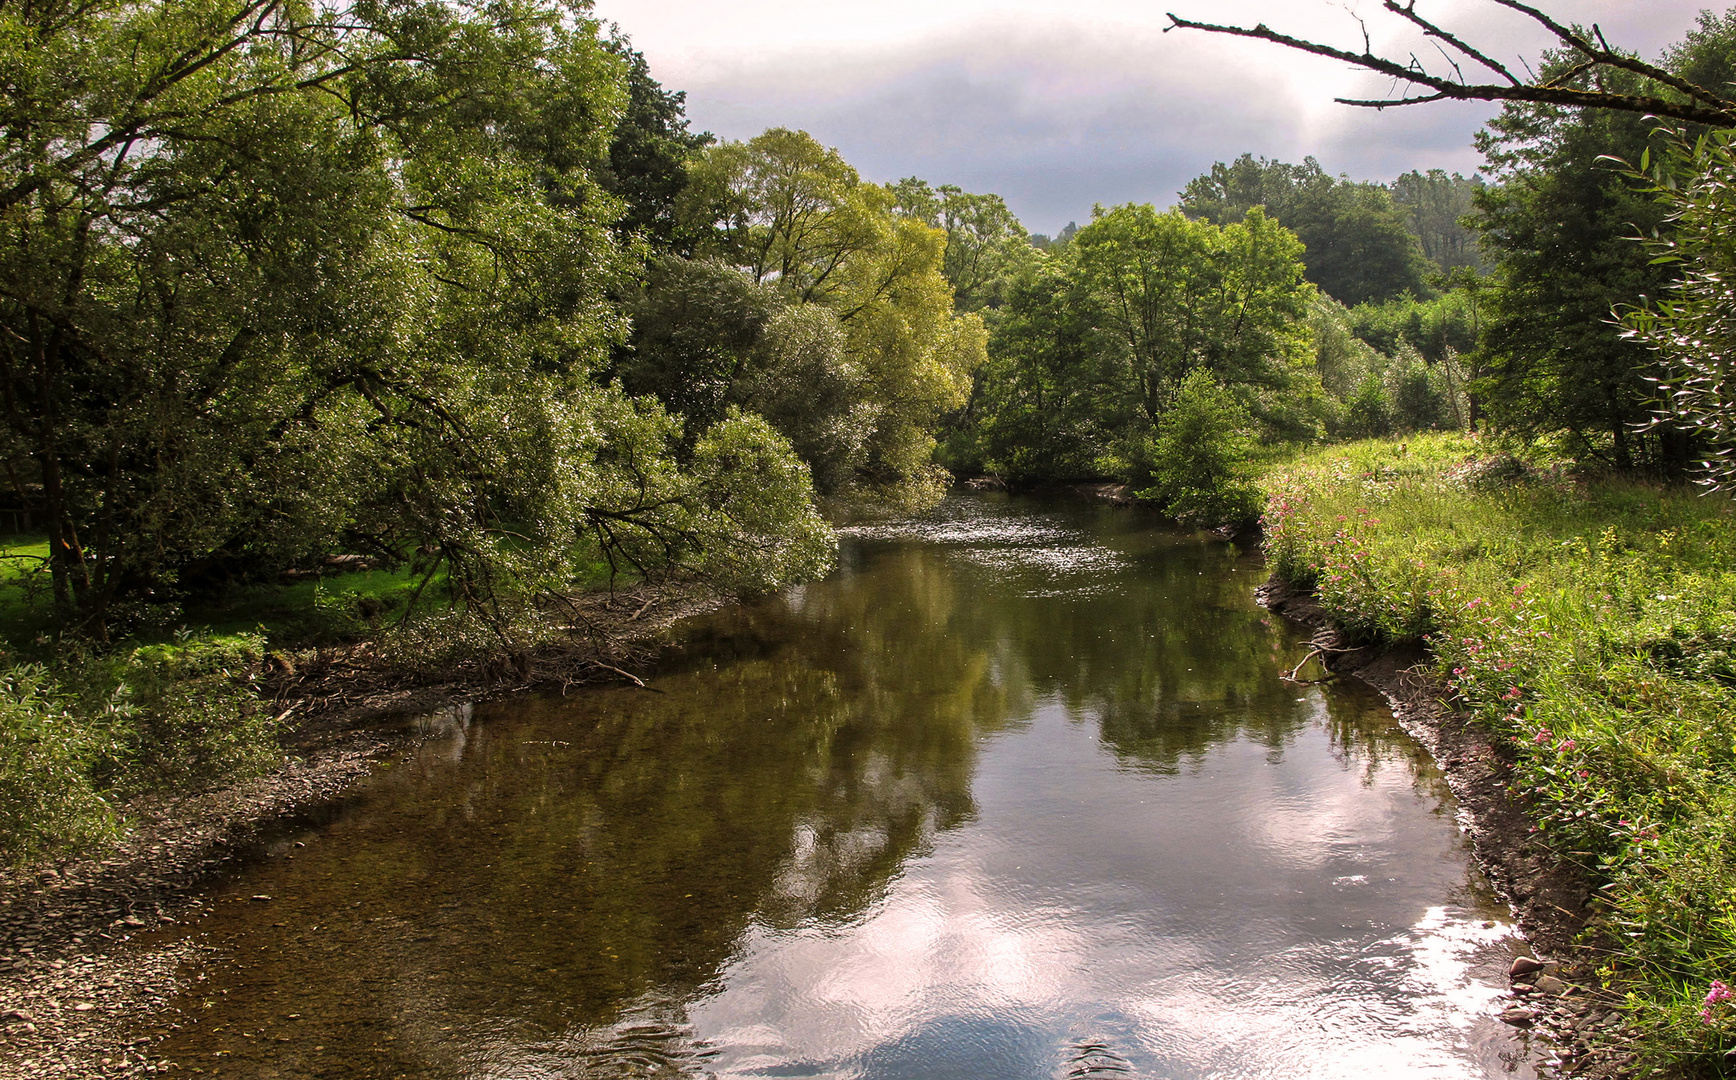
[140,495,1537,1079]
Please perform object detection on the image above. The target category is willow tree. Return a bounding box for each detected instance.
[0,0,832,639]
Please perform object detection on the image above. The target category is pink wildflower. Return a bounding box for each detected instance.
[1532,730,1552,745]
[1708,980,1733,1005]
[1557,739,1576,752]
[1504,686,1522,700]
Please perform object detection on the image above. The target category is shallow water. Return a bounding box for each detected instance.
[140,494,1536,1078]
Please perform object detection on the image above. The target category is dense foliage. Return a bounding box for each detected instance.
[1178,154,1433,306]
[636,128,988,507]
[947,204,1315,505]
[1470,13,1736,471]
[1623,127,1736,490]
[0,0,843,647]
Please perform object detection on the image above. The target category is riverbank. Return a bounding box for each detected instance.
[1258,434,1736,1077]
[0,583,715,1079]
[1259,577,1633,1078]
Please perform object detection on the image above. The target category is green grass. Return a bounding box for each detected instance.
[0,535,53,646]
[1262,434,1736,1073]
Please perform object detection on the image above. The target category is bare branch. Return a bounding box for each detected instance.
[1381,0,1518,85]
[1163,8,1736,128]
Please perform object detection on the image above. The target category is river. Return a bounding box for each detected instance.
[134,494,1536,1078]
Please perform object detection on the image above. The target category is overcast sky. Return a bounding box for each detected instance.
[590,1,1724,234]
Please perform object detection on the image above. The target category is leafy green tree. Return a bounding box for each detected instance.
[947,257,1115,481]
[1471,14,1736,470]
[1139,370,1262,527]
[954,203,1319,486]
[680,128,881,304]
[620,256,783,434]
[1389,170,1485,273]
[1387,346,1451,433]
[1342,374,1395,440]
[890,179,1035,311]
[1348,291,1480,363]
[619,256,873,495]
[1306,292,1383,402]
[680,130,986,506]
[1180,155,1432,305]
[599,34,713,252]
[0,0,832,640]
[1473,73,1676,468]
[1621,126,1736,490]
[1071,204,1313,430]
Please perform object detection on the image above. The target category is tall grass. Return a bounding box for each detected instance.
[1263,434,1736,1072]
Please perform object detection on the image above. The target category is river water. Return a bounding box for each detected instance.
[139,494,1537,1079]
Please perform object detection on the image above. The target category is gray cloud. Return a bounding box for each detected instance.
[622,2,1721,234]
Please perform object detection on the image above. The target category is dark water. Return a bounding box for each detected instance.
[138,495,1535,1079]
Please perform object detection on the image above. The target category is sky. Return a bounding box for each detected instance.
[588,0,1722,234]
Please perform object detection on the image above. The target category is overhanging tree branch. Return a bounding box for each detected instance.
[1164,2,1736,127]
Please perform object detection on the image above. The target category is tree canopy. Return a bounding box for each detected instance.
[1179,155,1432,305]
[0,0,832,638]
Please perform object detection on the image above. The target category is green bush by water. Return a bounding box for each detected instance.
[1262,434,1736,1072]
[1137,371,1264,529]
[0,634,282,864]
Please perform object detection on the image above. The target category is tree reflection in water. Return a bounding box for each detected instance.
[144,495,1498,1080]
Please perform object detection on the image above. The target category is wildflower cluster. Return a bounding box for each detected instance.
[1703,980,1732,1025]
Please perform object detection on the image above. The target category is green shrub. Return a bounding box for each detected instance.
[0,633,281,865]
[1140,371,1263,527]
[0,664,117,861]
[115,634,276,789]
[1342,373,1394,439]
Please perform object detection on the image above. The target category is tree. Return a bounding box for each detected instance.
[954,203,1320,486]
[679,128,881,305]
[1472,87,1670,465]
[620,256,782,435]
[618,256,874,495]
[1467,13,1736,468]
[1180,155,1432,305]
[949,257,1116,482]
[1140,370,1263,527]
[0,0,833,639]
[1071,204,1313,428]
[679,130,987,505]
[1621,127,1736,490]
[1390,170,1485,273]
[890,179,1035,311]
[598,34,713,252]
[1167,3,1736,471]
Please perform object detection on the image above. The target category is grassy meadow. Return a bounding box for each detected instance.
[1261,434,1736,1071]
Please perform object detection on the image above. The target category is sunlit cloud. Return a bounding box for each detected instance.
[593,0,1715,231]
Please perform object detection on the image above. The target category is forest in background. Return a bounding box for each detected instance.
[5,0,1736,1071]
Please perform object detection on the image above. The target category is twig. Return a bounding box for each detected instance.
[1283,648,1335,683]
[625,594,657,623]
[586,661,660,691]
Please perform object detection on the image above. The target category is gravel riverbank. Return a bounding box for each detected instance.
[0,585,714,1079]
